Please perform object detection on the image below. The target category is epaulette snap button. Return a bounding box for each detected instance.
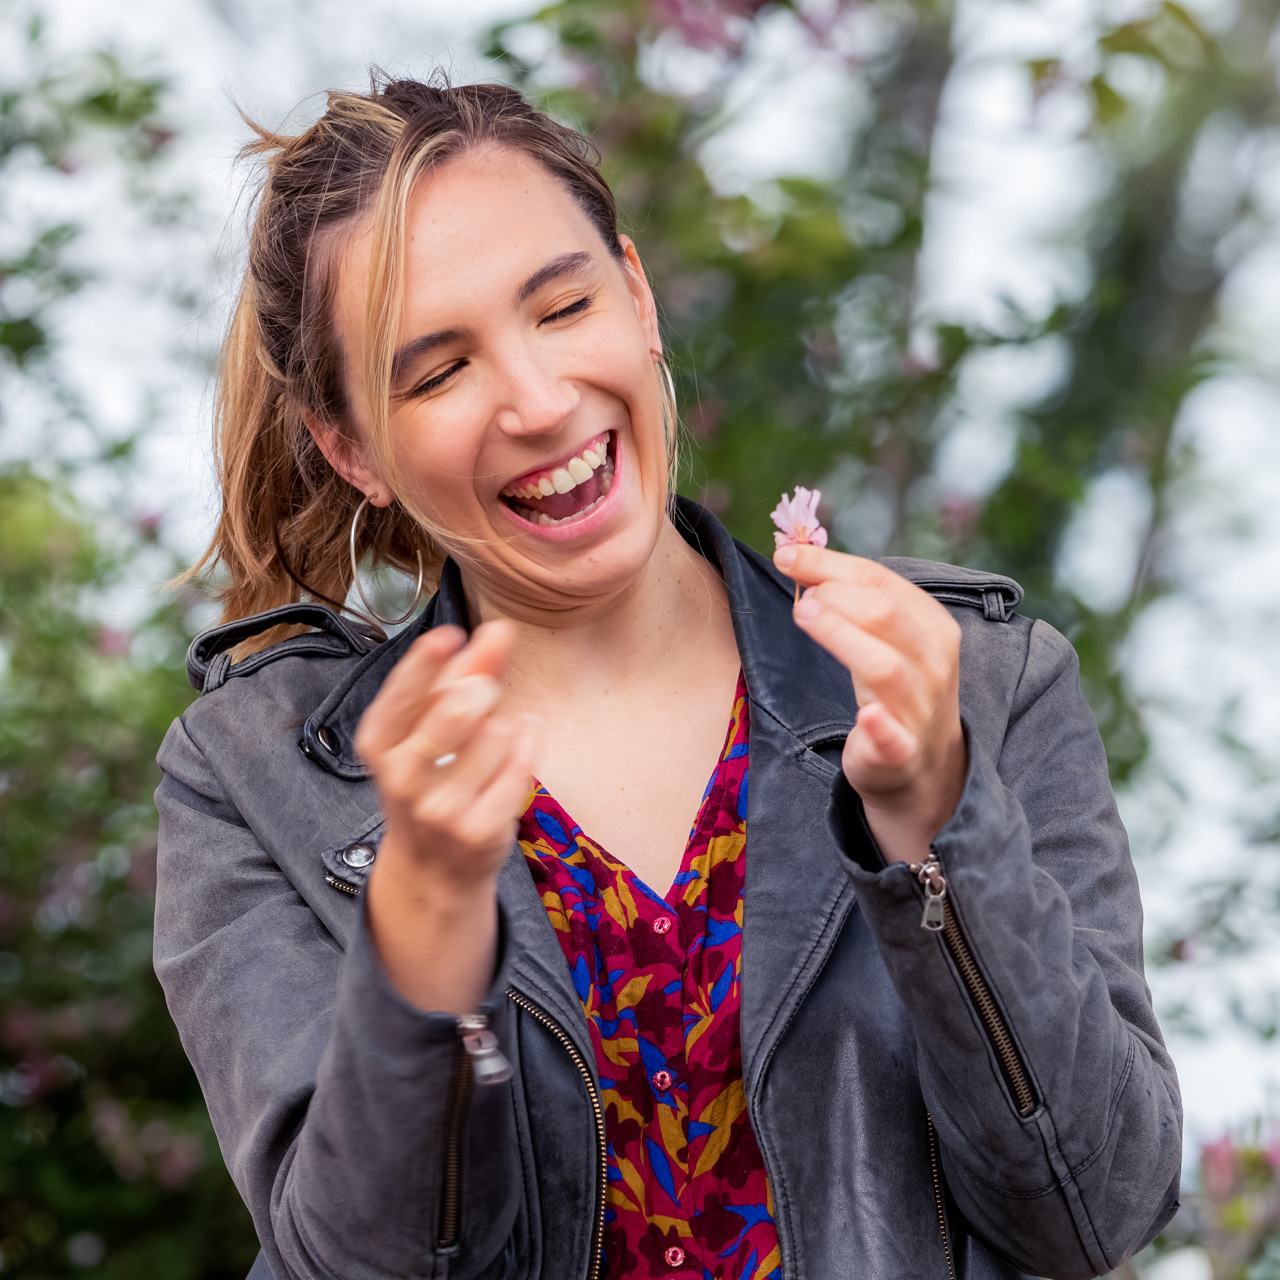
[341,843,376,869]
[316,726,339,755]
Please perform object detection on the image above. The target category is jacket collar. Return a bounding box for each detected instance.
[668,497,858,749]
[307,500,859,1081]
[303,500,856,770]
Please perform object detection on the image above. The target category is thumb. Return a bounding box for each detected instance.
[445,619,517,684]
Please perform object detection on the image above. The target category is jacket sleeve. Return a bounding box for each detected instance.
[829,617,1182,1280]
[153,715,521,1280]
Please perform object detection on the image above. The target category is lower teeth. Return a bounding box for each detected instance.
[518,462,614,527]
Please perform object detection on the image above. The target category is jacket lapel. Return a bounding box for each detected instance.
[672,501,859,1092]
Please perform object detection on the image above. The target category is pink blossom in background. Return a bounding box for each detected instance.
[770,486,828,549]
[1201,1135,1238,1200]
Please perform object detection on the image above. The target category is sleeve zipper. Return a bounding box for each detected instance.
[436,1013,513,1252]
[907,855,1038,1118]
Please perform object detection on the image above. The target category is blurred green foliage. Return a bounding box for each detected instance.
[0,34,255,1280]
[2,0,1279,1275]
[489,0,1280,783]
[0,471,256,1278]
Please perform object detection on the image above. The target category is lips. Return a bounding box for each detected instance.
[499,431,615,527]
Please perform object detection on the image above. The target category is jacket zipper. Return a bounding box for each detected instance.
[436,1015,513,1251]
[317,877,602,1267]
[506,987,607,1280]
[908,855,1038,1118]
[926,1114,956,1280]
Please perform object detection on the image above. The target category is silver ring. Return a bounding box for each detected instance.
[433,752,458,768]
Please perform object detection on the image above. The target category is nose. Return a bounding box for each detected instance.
[491,341,579,439]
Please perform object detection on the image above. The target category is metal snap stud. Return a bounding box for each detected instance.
[341,842,376,869]
[316,726,339,755]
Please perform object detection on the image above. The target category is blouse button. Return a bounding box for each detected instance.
[664,1245,686,1267]
[652,915,673,936]
[652,1069,673,1092]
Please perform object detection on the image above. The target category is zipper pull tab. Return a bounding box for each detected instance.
[458,1014,514,1085]
[908,855,948,933]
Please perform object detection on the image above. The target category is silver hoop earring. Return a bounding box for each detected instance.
[349,497,425,627]
[658,357,677,409]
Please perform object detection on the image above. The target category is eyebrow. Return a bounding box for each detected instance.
[515,250,594,304]
[390,250,597,386]
[390,327,470,384]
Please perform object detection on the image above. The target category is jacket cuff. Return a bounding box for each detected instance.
[827,772,889,874]
[340,896,512,1056]
[826,718,982,882]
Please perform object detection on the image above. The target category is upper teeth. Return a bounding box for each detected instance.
[504,436,609,501]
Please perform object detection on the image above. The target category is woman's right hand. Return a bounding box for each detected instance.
[356,620,538,885]
[354,620,540,1012]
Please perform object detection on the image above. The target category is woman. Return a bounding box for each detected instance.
[155,78,1181,1280]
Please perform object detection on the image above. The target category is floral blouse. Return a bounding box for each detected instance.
[519,673,782,1280]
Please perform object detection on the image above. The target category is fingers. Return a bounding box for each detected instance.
[793,592,932,722]
[434,618,517,687]
[773,543,894,590]
[774,544,955,655]
[357,626,465,757]
[844,702,918,777]
[399,673,502,763]
[800,580,945,665]
[356,620,516,759]
[405,712,529,834]
[390,710,540,867]
[458,714,542,847]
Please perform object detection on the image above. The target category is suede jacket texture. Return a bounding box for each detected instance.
[153,499,1183,1280]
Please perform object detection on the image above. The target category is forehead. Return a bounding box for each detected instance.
[412,146,596,257]
[340,147,607,323]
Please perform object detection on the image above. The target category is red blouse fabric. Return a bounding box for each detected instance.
[518,674,781,1280]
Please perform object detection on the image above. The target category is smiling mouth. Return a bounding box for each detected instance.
[499,431,616,527]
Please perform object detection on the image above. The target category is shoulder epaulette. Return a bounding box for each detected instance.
[185,603,383,694]
[880,557,1023,622]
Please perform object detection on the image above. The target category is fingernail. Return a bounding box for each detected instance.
[795,594,821,620]
[775,546,797,568]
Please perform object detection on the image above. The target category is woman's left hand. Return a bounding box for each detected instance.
[774,543,967,866]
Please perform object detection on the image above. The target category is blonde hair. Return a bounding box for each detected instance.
[186,75,660,648]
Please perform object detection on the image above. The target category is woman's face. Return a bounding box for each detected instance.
[326,146,670,616]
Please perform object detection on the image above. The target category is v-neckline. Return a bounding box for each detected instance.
[525,670,746,904]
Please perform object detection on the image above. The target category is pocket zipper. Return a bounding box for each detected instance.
[506,988,607,1280]
[908,855,1038,1118]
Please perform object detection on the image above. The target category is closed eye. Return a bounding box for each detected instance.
[541,295,592,324]
[409,359,467,398]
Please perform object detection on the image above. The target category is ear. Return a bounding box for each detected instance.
[617,235,662,357]
[302,412,393,507]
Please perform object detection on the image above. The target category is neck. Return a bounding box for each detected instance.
[463,517,735,709]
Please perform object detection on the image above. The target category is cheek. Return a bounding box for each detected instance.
[387,407,481,521]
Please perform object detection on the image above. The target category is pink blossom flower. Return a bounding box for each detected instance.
[770,487,828,549]
[1201,1135,1238,1201]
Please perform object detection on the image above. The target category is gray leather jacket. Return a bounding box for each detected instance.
[153,500,1181,1280]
